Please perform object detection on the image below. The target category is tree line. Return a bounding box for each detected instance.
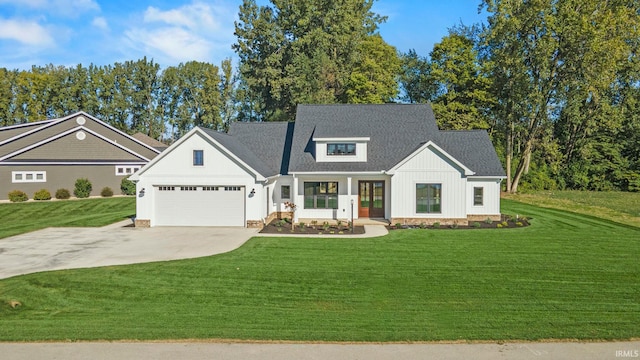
[0,0,638,192]
[0,58,236,141]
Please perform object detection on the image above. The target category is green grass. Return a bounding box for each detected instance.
[504,190,640,228]
[0,198,638,342]
[0,197,135,239]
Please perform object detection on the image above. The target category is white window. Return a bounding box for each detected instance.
[12,171,46,183]
[115,165,141,176]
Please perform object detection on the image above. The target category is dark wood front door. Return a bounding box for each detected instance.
[358,181,385,218]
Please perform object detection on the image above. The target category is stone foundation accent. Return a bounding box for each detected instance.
[391,214,503,226]
[467,214,501,222]
[391,218,467,226]
[246,220,264,228]
[135,219,150,228]
[265,211,286,224]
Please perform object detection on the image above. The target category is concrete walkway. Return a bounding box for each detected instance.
[1,340,637,360]
[0,222,388,279]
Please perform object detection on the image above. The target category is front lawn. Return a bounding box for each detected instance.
[0,199,638,342]
[0,197,135,239]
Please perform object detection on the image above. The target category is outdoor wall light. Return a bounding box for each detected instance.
[249,188,256,197]
[139,188,145,197]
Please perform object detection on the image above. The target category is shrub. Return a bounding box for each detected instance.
[433,222,440,229]
[101,187,113,197]
[516,221,524,227]
[496,223,504,228]
[451,221,459,229]
[501,221,509,227]
[33,189,51,201]
[419,222,427,229]
[395,222,402,229]
[484,217,493,224]
[8,190,28,202]
[120,178,136,196]
[473,222,481,228]
[322,221,330,231]
[55,188,71,199]
[74,178,92,198]
[298,222,306,231]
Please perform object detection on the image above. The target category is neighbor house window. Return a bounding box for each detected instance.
[193,150,204,166]
[281,185,290,199]
[327,143,356,156]
[304,182,338,209]
[474,187,484,206]
[115,165,141,175]
[12,171,46,183]
[416,184,441,213]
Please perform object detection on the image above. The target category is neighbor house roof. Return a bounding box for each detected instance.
[132,132,168,151]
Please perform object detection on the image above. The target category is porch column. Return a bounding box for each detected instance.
[293,175,299,223]
[347,176,352,220]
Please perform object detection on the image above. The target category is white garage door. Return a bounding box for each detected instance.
[154,186,245,226]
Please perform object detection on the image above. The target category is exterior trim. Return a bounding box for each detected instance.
[1,161,147,165]
[130,127,266,182]
[0,111,161,155]
[0,125,152,163]
[387,141,475,176]
[312,136,370,142]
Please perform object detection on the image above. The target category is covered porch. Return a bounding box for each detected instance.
[290,173,391,223]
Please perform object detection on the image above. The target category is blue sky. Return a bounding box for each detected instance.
[0,0,488,71]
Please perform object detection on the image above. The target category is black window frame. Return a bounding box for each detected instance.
[327,143,356,156]
[416,183,442,214]
[193,150,204,166]
[281,185,291,199]
[304,181,339,209]
[473,187,484,206]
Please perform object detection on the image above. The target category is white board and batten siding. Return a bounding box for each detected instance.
[466,178,501,216]
[390,145,468,219]
[135,131,265,227]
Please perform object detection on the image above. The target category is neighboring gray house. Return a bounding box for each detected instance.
[131,104,505,227]
[0,111,162,200]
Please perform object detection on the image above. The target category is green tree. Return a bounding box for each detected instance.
[233,0,394,120]
[346,34,400,103]
[483,0,639,193]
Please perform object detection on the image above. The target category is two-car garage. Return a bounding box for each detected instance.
[153,185,246,227]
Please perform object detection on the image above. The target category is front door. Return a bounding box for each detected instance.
[358,181,385,218]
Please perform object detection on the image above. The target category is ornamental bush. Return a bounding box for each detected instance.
[55,188,71,199]
[120,178,136,196]
[101,187,114,197]
[8,190,28,202]
[33,189,51,201]
[74,178,92,198]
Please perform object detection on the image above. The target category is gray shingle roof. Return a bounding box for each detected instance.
[288,104,441,172]
[199,104,504,178]
[200,121,292,178]
[436,130,506,177]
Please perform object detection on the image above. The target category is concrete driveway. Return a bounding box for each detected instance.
[0,220,259,279]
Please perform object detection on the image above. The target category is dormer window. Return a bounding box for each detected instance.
[327,143,356,156]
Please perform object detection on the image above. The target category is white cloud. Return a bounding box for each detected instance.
[123,1,237,64]
[125,27,212,63]
[0,18,55,46]
[92,16,108,31]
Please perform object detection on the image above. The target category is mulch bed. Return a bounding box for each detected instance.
[260,219,366,235]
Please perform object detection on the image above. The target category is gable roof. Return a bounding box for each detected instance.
[288,104,441,172]
[132,132,168,151]
[0,111,162,162]
[142,104,504,179]
[437,130,506,177]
